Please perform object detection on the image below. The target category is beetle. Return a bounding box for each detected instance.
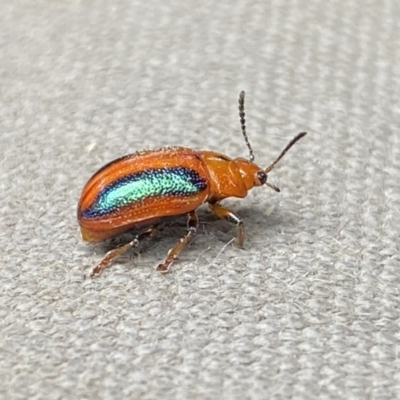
[78,91,306,276]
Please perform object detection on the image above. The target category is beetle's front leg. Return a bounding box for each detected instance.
[208,202,244,247]
[156,210,198,273]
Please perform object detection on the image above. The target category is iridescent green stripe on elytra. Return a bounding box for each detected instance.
[82,166,207,218]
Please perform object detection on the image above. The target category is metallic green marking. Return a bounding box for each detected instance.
[82,167,207,218]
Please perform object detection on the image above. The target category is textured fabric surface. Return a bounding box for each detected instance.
[1,0,399,399]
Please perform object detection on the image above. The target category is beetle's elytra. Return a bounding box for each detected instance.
[77,91,307,276]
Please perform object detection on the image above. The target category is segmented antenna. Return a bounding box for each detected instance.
[265,132,307,174]
[238,91,255,162]
[264,132,307,192]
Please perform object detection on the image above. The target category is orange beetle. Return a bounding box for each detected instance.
[78,91,306,276]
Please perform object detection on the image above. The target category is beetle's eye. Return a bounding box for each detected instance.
[256,170,267,185]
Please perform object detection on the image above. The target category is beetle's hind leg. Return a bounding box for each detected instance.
[89,226,158,277]
[156,211,198,273]
[208,202,244,247]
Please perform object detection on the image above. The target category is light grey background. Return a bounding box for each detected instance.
[1,0,399,399]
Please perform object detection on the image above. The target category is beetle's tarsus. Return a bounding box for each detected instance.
[156,211,198,273]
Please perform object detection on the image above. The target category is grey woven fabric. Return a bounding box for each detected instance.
[1,0,399,399]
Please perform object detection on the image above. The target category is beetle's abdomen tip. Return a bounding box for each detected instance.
[79,226,100,242]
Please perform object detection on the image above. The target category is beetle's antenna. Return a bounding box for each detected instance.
[266,182,281,192]
[265,132,307,174]
[238,91,255,162]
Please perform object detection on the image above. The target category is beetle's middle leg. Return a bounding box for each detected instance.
[208,202,244,247]
[156,210,198,273]
[90,226,158,277]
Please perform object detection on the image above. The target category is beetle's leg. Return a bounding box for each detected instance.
[90,226,158,277]
[208,202,244,247]
[156,211,198,273]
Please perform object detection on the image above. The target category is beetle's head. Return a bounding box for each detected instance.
[234,157,269,191]
[236,91,307,192]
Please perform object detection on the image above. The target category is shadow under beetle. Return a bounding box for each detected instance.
[77,91,307,276]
